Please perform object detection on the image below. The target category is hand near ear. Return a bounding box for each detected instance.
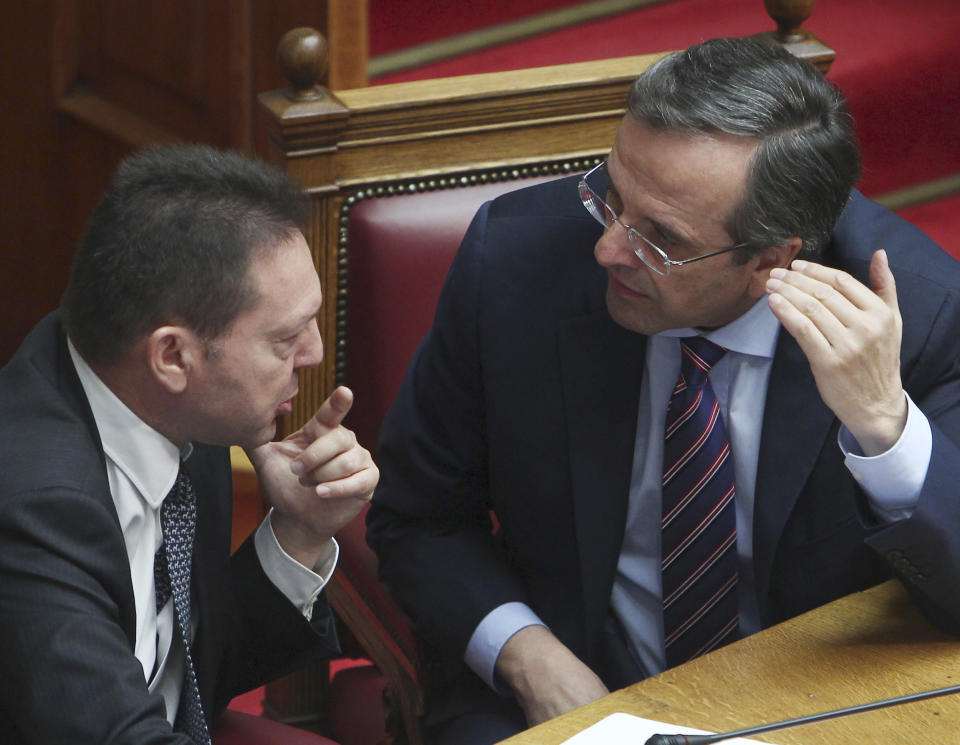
[247,386,379,569]
[766,249,907,455]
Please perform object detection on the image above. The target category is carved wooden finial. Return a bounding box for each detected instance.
[764,0,816,43]
[277,27,329,102]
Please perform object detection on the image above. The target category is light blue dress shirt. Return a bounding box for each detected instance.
[465,298,932,690]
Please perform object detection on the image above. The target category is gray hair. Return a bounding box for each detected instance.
[628,37,860,258]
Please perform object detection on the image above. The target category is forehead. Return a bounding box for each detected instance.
[608,117,758,237]
[241,232,322,332]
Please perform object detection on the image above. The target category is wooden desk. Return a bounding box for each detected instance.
[499,581,960,744]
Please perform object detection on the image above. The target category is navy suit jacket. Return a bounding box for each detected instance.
[0,313,339,744]
[367,176,960,728]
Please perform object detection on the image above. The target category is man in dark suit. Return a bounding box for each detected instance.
[0,145,379,743]
[366,38,960,745]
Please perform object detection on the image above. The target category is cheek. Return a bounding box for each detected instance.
[267,358,295,387]
[650,272,719,321]
[243,355,295,396]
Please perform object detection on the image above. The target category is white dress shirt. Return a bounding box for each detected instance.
[68,341,337,724]
[465,298,932,689]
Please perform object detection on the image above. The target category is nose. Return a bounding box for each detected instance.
[295,318,324,369]
[594,223,640,269]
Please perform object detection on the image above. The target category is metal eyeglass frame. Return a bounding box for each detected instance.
[578,161,748,276]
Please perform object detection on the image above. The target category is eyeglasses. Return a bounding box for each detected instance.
[578,162,748,276]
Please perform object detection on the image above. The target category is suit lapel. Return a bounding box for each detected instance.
[558,314,644,656]
[752,331,836,615]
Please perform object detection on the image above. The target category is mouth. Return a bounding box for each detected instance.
[608,272,648,299]
[277,389,298,415]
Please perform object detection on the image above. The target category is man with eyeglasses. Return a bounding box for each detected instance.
[367,38,960,745]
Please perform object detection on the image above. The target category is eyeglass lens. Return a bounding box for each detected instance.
[581,171,670,274]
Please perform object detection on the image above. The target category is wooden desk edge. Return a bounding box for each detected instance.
[497,581,960,745]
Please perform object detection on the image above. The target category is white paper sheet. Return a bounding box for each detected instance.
[560,712,762,744]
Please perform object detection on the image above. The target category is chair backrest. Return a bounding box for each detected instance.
[344,173,563,449]
[256,8,834,743]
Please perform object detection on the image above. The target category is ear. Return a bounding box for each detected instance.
[146,326,203,394]
[748,237,803,298]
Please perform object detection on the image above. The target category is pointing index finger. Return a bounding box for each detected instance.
[303,386,354,439]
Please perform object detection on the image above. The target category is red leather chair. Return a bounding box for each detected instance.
[214,710,339,744]
[328,172,571,745]
[343,176,561,452]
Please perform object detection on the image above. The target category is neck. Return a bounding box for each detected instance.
[84,354,190,449]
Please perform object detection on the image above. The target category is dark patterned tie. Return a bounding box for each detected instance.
[154,465,212,745]
[661,337,739,667]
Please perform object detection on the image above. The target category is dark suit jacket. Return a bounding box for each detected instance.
[367,177,960,729]
[0,313,339,744]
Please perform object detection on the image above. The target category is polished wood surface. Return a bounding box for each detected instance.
[498,581,960,745]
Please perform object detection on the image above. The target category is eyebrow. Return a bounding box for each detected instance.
[606,174,691,249]
[647,217,685,246]
[271,305,321,340]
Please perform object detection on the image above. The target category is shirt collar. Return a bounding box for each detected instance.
[67,339,184,509]
[656,296,781,360]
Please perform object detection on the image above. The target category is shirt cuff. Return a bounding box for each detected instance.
[464,602,546,694]
[838,392,932,521]
[254,508,338,621]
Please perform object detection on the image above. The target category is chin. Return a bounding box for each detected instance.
[606,297,663,335]
[240,421,278,451]
[259,421,279,444]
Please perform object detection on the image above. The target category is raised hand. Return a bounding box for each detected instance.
[247,386,379,568]
[766,249,907,455]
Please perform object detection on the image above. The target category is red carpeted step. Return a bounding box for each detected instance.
[369,0,588,56]
[371,0,960,199]
[897,193,960,261]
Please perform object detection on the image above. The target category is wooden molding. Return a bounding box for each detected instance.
[57,88,182,147]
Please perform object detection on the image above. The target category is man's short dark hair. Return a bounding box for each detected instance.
[627,37,861,258]
[62,144,307,364]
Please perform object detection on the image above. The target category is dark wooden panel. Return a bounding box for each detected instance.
[99,0,208,103]
[0,0,77,366]
[1,1,369,365]
[73,0,247,146]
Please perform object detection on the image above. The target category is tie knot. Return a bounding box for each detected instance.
[680,337,726,388]
[165,467,194,508]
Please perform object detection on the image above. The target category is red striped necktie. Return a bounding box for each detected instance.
[661,337,739,667]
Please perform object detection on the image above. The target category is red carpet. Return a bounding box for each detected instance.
[371,0,960,199]
[369,0,589,56]
[897,194,960,260]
